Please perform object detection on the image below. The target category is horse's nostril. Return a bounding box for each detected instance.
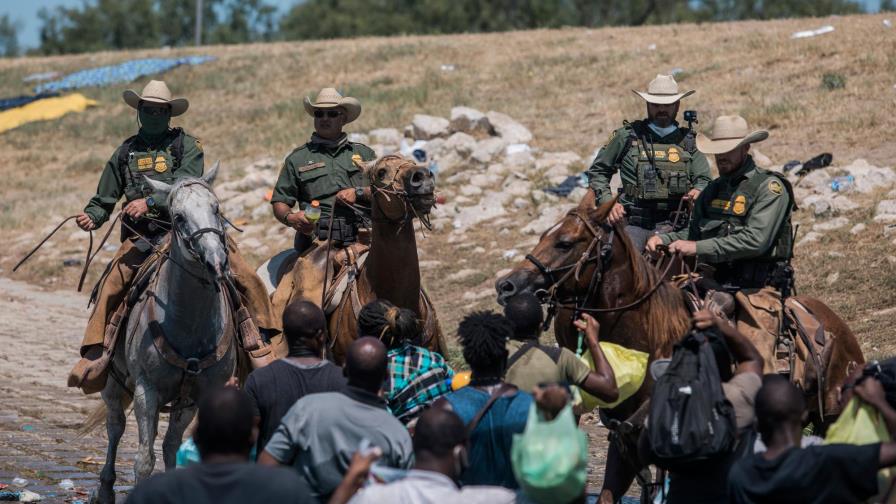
[499,280,517,294]
[410,171,424,186]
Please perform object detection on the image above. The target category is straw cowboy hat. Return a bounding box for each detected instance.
[123,80,189,116]
[303,88,362,124]
[696,115,769,155]
[632,74,695,105]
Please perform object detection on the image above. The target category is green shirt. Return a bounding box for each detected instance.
[83,128,204,228]
[588,121,712,205]
[659,156,792,264]
[271,141,376,222]
[504,339,591,392]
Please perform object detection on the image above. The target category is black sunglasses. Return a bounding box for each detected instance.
[140,105,170,116]
[314,110,343,118]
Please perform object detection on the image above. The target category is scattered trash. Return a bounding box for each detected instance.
[884,19,893,28]
[0,93,98,134]
[791,25,835,39]
[0,93,60,113]
[35,56,216,94]
[22,71,60,83]
[57,480,74,491]
[20,424,34,432]
[412,148,427,164]
[62,259,82,267]
[831,175,855,192]
[440,64,456,72]
[647,43,657,51]
[10,478,27,487]
[78,456,103,466]
[502,249,519,261]
[545,174,588,197]
[795,153,833,176]
[669,67,685,77]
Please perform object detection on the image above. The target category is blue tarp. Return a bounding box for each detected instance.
[34,56,216,94]
[0,92,59,112]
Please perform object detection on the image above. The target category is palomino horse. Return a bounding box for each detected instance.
[264,154,446,363]
[496,191,864,503]
[94,165,238,503]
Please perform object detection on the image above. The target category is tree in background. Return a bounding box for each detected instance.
[0,14,19,57]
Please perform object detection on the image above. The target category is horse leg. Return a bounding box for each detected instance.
[96,379,129,504]
[132,377,160,482]
[162,405,196,470]
[599,439,639,504]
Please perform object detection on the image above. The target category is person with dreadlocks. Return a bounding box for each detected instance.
[434,311,533,489]
[358,299,454,425]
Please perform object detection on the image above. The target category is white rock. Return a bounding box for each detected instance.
[874,200,896,223]
[535,151,583,173]
[495,268,512,279]
[460,185,483,196]
[505,179,533,197]
[453,196,474,205]
[452,198,507,230]
[796,231,823,247]
[884,224,896,237]
[543,164,573,180]
[812,216,850,232]
[235,172,276,191]
[424,138,446,159]
[449,106,492,136]
[471,137,509,165]
[462,289,495,301]
[412,114,450,140]
[531,190,548,204]
[841,159,896,194]
[442,132,477,158]
[512,197,530,209]
[505,149,536,170]
[521,203,576,235]
[419,260,442,270]
[502,249,520,261]
[486,111,533,144]
[348,133,369,145]
[470,174,499,188]
[435,151,467,175]
[447,268,479,282]
[751,148,773,167]
[472,246,486,254]
[849,223,866,235]
[487,163,509,177]
[568,187,588,201]
[368,128,402,146]
[825,271,840,285]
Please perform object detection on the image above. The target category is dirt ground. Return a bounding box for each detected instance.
[0,276,623,502]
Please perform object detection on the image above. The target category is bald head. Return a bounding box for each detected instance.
[414,407,466,460]
[282,300,326,356]
[345,336,387,392]
[755,374,806,440]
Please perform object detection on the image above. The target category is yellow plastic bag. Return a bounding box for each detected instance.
[579,342,648,411]
[826,397,894,501]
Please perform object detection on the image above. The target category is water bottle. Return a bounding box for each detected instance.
[305,200,321,223]
[830,175,855,192]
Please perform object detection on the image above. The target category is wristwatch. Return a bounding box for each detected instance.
[146,196,156,208]
[355,187,364,199]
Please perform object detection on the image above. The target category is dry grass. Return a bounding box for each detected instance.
[1,13,895,357]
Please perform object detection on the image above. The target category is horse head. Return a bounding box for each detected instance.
[143,162,229,283]
[496,190,618,306]
[367,154,436,223]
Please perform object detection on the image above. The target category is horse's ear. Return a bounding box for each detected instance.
[580,189,618,224]
[143,176,173,196]
[202,161,220,186]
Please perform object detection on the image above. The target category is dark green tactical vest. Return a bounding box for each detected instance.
[622,120,695,208]
[118,128,185,207]
[701,169,796,262]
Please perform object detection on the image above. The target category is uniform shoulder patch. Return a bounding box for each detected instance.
[768,179,784,195]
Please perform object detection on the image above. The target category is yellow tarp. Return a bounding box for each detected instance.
[0,93,97,133]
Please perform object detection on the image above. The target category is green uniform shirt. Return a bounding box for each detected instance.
[83,129,204,228]
[588,121,712,205]
[271,141,376,221]
[659,156,792,264]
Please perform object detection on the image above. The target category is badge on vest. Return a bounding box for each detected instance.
[351,154,364,168]
[768,180,783,195]
[668,147,680,163]
[154,157,168,173]
[137,157,153,171]
[733,195,747,215]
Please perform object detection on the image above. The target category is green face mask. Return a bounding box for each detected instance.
[138,109,171,136]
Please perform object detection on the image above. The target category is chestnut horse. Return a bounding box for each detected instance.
[264,155,446,363]
[496,191,864,503]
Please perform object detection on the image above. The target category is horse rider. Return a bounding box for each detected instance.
[646,115,796,370]
[271,88,377,253]
[68,80,278,394]
[588,74,712,250]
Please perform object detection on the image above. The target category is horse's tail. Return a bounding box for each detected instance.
[77,395,133,437]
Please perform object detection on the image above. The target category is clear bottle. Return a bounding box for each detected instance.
[305,200,321,223]
[830,175,855,192]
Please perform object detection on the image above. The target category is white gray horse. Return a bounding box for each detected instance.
[94,163,238,503]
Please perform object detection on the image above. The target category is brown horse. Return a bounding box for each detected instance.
[495,190,864,503]
[266,155,446,363]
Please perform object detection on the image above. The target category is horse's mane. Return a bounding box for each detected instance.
[612,221,691,358]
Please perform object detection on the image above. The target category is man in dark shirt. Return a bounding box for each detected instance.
[244,299,346,453]
[126,387,305,504]
[728,374,896,504]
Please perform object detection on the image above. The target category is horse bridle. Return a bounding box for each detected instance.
[171,180,227,261]
[370,158,433,231]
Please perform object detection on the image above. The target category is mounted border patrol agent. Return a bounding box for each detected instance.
[68,80,279,394]
[588,74,712,250]
[647,115,797,371]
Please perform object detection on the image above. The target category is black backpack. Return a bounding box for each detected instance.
[648,329,737,471]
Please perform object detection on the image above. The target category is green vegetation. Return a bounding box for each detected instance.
[822,73,847,90]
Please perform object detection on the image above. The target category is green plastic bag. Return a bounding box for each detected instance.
[512,402,587,504]
[579,342,648,411]
[826,397,894,501]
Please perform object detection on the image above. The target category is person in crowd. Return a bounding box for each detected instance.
[244,299,346,453]
[259,337,413,503]
[646,308,764,504]
[328,407,516,504]
[434,311,533,488]
[729,374,896,503]
[126,387,305,503]
[358,299,454,424]
[503,293,618,404]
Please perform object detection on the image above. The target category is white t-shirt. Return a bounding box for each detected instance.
[348,469,516,504]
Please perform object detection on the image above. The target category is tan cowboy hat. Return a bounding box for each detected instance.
[122,80,189,116]
[632,74,695,105]
[303,87,361,124]
[696,115,769,155]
